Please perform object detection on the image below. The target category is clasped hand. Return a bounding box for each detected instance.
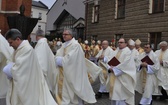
[141,62,148,67]
[99,55,104,60]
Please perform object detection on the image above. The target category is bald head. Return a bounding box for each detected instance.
[102,40,109,50]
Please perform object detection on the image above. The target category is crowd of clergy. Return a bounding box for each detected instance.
[0,28,168,105]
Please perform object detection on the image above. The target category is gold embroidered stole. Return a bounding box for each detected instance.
[109,50,122,98]
[56,67,64,105]
[141,67,147,92]
[159,51,165,61]
[56,48,67,105]
[138,47,144,54]
[99,50,108,81]
[142,54,151,92]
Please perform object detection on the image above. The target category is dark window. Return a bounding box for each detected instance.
[150,32,161,51]
[153,0,164,13]
[92,5,100,23]
[38,13,42,19]
[94,5,99,22]
[117,0,125,18]
[115,34,123,46]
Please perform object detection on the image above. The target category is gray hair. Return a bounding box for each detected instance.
[63,28,73,36]
[5,28,22,40]
[36,29,45,36]
[159,41,168,46]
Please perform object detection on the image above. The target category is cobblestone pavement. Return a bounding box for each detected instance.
[0,98,6,105]
[85,78,168,105]
[1,79,168,105]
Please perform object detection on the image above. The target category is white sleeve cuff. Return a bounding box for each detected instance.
[103,56,108,63]
[113,67,124,76]
[137,65,142,71]
[147,65,154,74]
[3,62,14,79]
[55,56,63,67]
[163,61,168,68]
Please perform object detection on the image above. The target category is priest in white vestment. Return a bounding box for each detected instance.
[155,41,168,100]
[34,29,58,93]
[107,38,136,105]
[95,40,115,98]
[55,28,98,105]
[136,43,160,105]
[3,29,57,105]
[128,39,139,62]
[0,31,13,105]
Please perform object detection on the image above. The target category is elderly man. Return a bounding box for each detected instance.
[95,40,114,98]
[34,29,58,94]
[136,43,160,105]
[107,38,136,105]
[55,28,98,105]
[0,30,13,105]
[3,29,57,105]
[155,41,168,100]
[90,40,99,64]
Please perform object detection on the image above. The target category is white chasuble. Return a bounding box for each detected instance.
[35,38,58,93]
[6,40,57,105]
[96,46,114,84]
[0,34,13,99]
[136,50,160,98]
[107,47,136,105]
[155,49,168,90]
[55,38,96,105]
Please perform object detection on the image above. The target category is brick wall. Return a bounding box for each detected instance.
[86,0,168,44]
[0,0,32,35]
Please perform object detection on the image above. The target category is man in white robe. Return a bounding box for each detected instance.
[55,28,98,105]
[0,31,13,105]
[90,40,99,64]
[136,43,160,105]
[34,29,58,93]
[95,40,114,98]
[3,29,57,105]
[155,41,168,100]
[107,38,136,105]
[128,39,139,62]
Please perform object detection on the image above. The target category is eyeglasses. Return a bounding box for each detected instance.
[144,47,150,49]
[62,34,70,36]
[118,42,125,44]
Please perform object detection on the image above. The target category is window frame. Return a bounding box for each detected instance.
[92,5,100,23]
[149,32,162,51]
[149,0,165,14]
[115,0,126,19]
[115,34,123,46]
[153,0,164,13]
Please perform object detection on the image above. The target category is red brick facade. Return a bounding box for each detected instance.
[0,0,32,35]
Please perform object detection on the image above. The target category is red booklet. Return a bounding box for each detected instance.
[141,55,154,65]
[108,57,120,66]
